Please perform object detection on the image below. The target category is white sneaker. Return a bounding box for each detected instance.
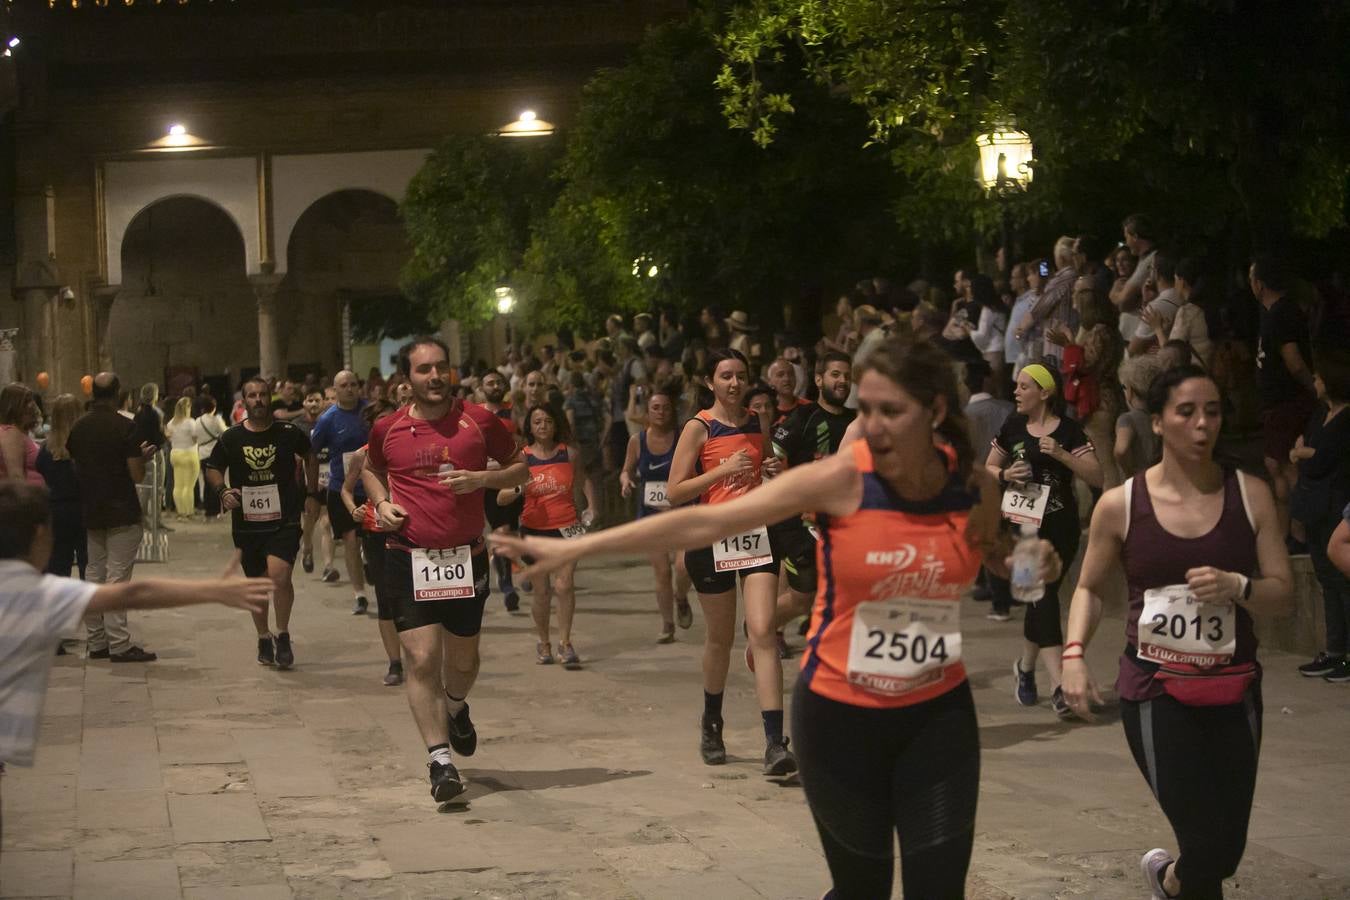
[1141,848,1174,900]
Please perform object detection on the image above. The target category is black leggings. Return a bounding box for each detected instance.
[1000,512,1080,648]
[360,531,395,621]
[1121,688,1262,900]
[792,678,979,899]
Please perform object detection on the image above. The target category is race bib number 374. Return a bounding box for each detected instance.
[1001,482,1048,528]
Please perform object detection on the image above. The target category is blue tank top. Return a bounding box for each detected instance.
[636,429,676,517]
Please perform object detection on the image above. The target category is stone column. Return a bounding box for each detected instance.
[250,274,284,380]
[90,283,121,373]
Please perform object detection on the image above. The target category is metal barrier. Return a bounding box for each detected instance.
[136,450,170,563]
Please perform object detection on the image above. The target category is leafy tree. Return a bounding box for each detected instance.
[718,0,1350,254]
[399,135,561,334]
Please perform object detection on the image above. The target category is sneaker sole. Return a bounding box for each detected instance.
[1301,668,1337,677]
[1140,848,1172,900]
[1325,676,1350,684]
[431,778,467,803]
[765,756,798,777]
[701,750,727,766]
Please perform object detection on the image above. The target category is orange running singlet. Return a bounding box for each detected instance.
[522,443,578,530]
[801,441,981,709]
[692,409,763,505]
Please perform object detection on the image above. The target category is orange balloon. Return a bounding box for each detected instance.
[35,371,50,390]
[80,375,93,396]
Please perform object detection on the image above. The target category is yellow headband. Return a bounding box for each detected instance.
[1022,364,1056,392]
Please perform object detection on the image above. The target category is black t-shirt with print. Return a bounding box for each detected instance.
[993,413,1093,524]
[205,421,311,533]
[1257,295,1312,408]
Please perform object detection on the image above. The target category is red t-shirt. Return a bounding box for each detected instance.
[366,400,517,550]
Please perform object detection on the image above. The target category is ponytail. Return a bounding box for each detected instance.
[935,405,975,486]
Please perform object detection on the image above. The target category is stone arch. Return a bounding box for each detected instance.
[104,156,261,285]
[111,195,257,391]
[270,149,428,275]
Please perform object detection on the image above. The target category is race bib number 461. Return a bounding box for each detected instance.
[848,597,962,697]
[1137,584,1235,667]
[242,484,281,522]
[411,546,474,601]
[713,525,772,571]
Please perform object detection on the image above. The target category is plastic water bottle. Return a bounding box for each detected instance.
[1010,524,1045,603]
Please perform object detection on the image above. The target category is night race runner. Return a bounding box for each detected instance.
[479,370,523,612]
[204,376,319,671]
[985,362,1102,717]
[493,337,1061,899]
[339,400,404,686]
[308,370,371,614]
[497,404,596,667]
[770,350,856,646]
[361,336,526,804]
[1062,364,1291,900]
[620,387,694,642]
[663,349,792,776]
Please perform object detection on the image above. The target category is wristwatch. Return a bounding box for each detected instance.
[1239,573,1253,602]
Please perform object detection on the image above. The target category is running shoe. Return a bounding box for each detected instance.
[352,595,369,615]
[676,599,693,630]
[88,647,110,660]
[110,646,158,663]
[321,567,340,584]
[275,632,294,670]
[1299,652,1341,677]
[257,635,275,666]
[301,550,314,574]
[657,625,676,644]
[1140,847,1174,900]
[536,642,554,665]
[1325,659,1350,683]
[763,737,798,777]
[447,703,477,757]
[986,610,1012,622]
[1014,658,1037,706]
[504,590,520,612]
[1051,686,1076,720]
[558,643,582,669]
[429,760,466,803]
[1286,536,1310,558]
[383,660,404,686]
[797,617,810,637]
[700,715,727,766]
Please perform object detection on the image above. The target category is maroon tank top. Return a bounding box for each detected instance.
[1116,468,1260,701]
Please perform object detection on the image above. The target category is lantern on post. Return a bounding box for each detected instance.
[976,128,1034,274]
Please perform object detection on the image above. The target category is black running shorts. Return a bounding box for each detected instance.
[233,525,302,578]
[384,546,490,637]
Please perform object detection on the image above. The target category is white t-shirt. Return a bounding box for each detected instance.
[0,560,95,766]
[1170,302,1212,365]
[165,417,199,451]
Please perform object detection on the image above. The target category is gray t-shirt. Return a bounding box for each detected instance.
[1116,408,1158,476]
[1134,287,1180,340]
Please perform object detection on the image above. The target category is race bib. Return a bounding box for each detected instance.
[848,597,962,696]
[642,480,670,509]
[242,484,281,522]
[410,546,475,601]
[1001,482,1048,528]
[1138,585,1236,667]
[559,523,587,540]
[712,525,772,572]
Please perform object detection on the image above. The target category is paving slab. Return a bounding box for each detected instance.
[168,793,271,844]
[72,857,180,899]
[0,848,73,898]
[77,788,170,830]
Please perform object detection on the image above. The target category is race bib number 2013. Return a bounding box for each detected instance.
[1138,585,1235,667]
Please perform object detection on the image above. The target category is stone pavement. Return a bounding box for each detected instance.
[3,518,1350,900]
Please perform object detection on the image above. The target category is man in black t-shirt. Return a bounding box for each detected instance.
[768,351,856,644]
[1250,255,1316,537]
[204,377,318,669]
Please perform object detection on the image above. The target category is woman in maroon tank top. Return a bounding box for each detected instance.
[1062,365,1292,900]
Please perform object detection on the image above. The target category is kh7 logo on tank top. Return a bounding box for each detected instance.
[717,454,758,494]
[864,542,965,601]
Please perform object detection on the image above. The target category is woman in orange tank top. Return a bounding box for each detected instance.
[493,338,1063,899]
[497,404,596,669]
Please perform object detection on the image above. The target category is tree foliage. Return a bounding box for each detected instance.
[399,136,561,334]
[718,0,1350,252]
